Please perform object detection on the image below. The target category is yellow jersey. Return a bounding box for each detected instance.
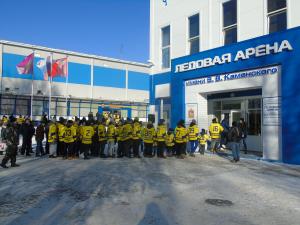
[17,117,25,125]
[174,126,188,143]
[198,134,210,145]
[81,126,95,144]
[188,125,199,141]
[107,124,116,141]
[156,125,167,142]
[122,123,133,141]
[209,123,224,139]
[97,124,107,141]
[48,123,57,143]
[165,133,174,147]
[57,123,65,142]
[64,126,76,143]
[116,125,123,141]
[143,127,156,144]
[132,122,142,140]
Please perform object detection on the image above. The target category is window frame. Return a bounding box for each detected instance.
[267,0,287,34]
[161,25,171,69]
[188,13,200,55]
[222,0,238,46]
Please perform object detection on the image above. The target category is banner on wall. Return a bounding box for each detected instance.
[263,97,281,126]
[185,103,198,124]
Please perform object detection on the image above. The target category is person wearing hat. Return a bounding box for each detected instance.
[20,118,35,156]
[97,118,107,158]
[209,118,224,153]
[48,117,58,158]
[165,128,175,156]
[1,117,20,168]
[57,117,66,157]
[132,117,142,158]
[64,120,77,159]
[142,122,156,157]
[107,121,116,157]
[174,120,188,159]
[80,120,95,160]
[116,120,124,157]
[156,119,167,158]
[35,121,45,157]
[188,119,199,157]
[123,118,133,158]
[198,129,210,155]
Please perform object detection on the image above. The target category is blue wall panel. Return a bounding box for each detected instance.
[128,71,149,91]
[167,27,300,165]
[2,53,44,81]
[68,62,91,85]
[93,66,126,88]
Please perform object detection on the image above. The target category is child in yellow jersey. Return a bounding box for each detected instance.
[64,120,77,159]
[132,118,142,158]
[165,128,175,156]
[57,117,66,157]
[48,119,58,158]
[156,119,167,158]
[97,119,107,158]
[209,118,224,153]
[107,121,116,157]
[116,122,124,157]
[188,119,199,157]
[123,119,133,158]
[174,120,188,158]
[80,121,94,160]
[198,129,210,155]
[142,122,156,157]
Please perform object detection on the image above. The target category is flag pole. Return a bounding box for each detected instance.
[49,53,53,119]
[65,55,68,118]
[30,51,34,119]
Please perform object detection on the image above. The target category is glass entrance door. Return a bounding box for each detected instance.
[222,110,241,126]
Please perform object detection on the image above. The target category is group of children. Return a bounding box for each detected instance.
[44,116,212,160]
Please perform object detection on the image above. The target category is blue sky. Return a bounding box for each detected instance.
[0,0,150,63]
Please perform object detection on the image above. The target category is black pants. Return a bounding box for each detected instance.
[199,144,205,155]
[175,143,186,156]
[117,141,124,157]
[99,140,107,157]
[21,138,31,155]
[65,142,74,157]
[57,141,65,156]
[144,143,153,157]
[82,144,91,159]
[1,145,17,166]
[132,139,140,157]
[91,138,99,156]
[73,141,81,157]
[124,139,132,157]
[45,138,49,155]
[157,141,165,157]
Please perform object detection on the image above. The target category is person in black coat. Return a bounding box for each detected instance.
[20,118,35,156]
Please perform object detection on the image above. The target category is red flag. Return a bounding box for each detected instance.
[16,53,34,74]
[51,57,68,78]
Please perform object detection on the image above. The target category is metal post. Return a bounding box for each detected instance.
[125,66,128,100]
[30,51,35,118]
[160,98,164,119]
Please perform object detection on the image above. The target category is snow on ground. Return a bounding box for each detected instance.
[0,154,300,225]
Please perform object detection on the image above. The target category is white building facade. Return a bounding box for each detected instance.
[149,0,300,164]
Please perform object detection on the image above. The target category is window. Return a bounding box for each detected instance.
[248,98,262,135]
[161,25,170,69]
[223,0,237,45]
[188,14,200,54]
[267,0,287,34]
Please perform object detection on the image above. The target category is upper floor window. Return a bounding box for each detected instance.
[161,25,170,69]
[223,0,237,45]
[188,14,200,54]
[268,0,287,34]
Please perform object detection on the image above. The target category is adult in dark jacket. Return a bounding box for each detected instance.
[35,122,45,156]
[20,118,35,156]
[228,121,242,163]
[239,118,248,154]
